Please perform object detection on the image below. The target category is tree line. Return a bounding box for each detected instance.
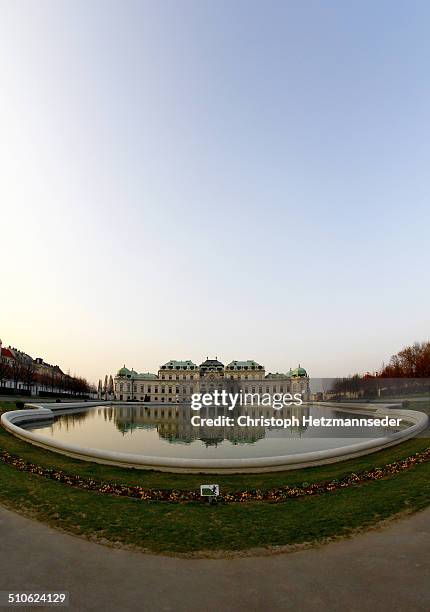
[331,341,430,397]
[0,356,92,396]
[378,341,430,378]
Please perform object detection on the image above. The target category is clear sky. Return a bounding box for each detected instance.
[1,1,429,383]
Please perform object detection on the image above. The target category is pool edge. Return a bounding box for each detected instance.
[1,402,428,474]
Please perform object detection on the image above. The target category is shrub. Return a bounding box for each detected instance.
[15,401,24,409]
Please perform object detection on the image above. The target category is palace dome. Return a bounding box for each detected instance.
[117,366,131,377]
[290,366,308,377]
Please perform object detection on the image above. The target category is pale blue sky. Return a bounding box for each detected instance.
[1,1,429,382]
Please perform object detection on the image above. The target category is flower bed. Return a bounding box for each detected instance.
[1,446,429,504]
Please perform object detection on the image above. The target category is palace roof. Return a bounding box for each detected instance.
[199,358,224,368]
[116,366,157,379]
[160,360,197,370]
[226,360,264,370]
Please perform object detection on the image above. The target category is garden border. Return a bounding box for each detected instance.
[0,446,429,503]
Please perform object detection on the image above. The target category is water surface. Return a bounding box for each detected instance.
[23,404,406,459]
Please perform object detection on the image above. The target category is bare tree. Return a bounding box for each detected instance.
[10,356,25,391]
[22,361,37,393]
[0,361,11,388]
[381,341,430,378]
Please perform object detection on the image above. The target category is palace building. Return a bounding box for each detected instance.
[114,358,310,402]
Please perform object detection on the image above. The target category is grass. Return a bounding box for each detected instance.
[1,400,430,553]
[1,458,429,554]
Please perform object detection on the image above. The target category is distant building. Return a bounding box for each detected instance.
[0,345,14,367]
[114,358,310,402]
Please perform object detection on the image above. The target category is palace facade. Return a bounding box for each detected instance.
[114,358,310,402]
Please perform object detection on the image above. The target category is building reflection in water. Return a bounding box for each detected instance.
[106,403,311,447]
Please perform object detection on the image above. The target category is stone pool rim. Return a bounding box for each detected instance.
[1,401,428,474]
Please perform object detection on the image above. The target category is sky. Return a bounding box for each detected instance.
[1,1,429,383]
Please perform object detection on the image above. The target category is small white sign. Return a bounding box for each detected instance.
[200,484,220,497]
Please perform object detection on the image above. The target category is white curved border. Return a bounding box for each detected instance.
[1,401,428,473]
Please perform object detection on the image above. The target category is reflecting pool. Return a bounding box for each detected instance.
[23,404,407,460]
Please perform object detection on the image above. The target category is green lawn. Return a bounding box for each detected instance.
[1,400,429,554]
[0,457,429,554]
